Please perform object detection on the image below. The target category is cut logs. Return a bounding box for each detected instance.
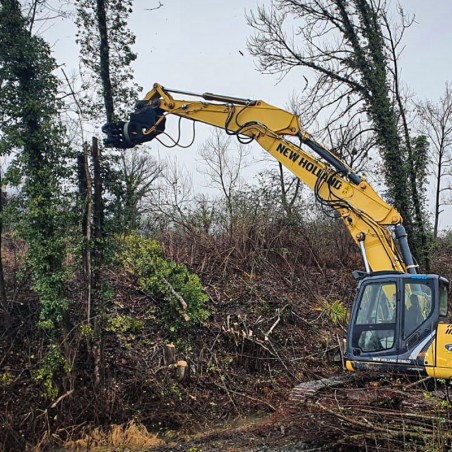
[162,344,188,382]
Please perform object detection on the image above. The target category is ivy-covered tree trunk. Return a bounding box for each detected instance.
[76,0,140,387]
[75,0,141,260]
[0,0,74,401]
[75,0,139,121]
[0,172,9,328]
[0,0,70,331]
[96,0,114,123]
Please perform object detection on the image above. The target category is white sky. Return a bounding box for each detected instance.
[45,0,452,230]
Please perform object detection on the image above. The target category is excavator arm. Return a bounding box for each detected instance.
[102,83,414,274]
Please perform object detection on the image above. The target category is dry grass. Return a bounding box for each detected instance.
[65,420,163,450]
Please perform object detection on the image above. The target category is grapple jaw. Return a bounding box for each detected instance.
[102,102,166,149]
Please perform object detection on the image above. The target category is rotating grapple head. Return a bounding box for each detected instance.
[102,101,166,149]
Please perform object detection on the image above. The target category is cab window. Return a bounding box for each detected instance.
[403,281,433,339]
[356,282,396,325]
[354,282,396,352]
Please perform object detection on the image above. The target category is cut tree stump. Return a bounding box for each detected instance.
[164,343,176,365]
[175,360,188,382]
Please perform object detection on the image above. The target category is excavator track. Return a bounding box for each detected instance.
[290,375,359,403]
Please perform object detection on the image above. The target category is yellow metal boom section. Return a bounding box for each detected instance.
[144,84,406,273]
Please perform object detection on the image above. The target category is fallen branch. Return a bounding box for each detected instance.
[357,407,447,422]
[51,390,74,409]
[402,376,432,390]
[226,387,277,412]
[315,401,452,442]
[264,317,280,341]
[211,381,276,411]
[162,277,190,321]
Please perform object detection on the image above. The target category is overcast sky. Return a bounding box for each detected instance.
[46,0,452,230]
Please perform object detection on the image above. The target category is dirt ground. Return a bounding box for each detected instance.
[152,376,452,452]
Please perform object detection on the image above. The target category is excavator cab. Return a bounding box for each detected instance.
[346,274,450,378]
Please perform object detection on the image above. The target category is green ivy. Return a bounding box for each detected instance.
[106,314,144,334]
[0,0,73,333]
[117,235,209,333]
[33,345,69,400]
[0,372,13,386]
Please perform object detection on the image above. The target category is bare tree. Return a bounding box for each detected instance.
[22,0,71,34]
[417,83,452,239]
[147,157,195,233]
[288,92,379,181]
[113,150,164,232]
[198,129,251,232]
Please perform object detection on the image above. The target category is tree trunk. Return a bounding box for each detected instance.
[77,145,93,323]
[164,343,176,365]
[433,155,443,240]
[96,0,114,122]
[91,137,104,282]
[0,172,10,329]
[91,137,105,387]
[278,162,301,220]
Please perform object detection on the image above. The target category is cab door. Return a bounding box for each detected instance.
[348,279,400,364]
[397,277,436,366]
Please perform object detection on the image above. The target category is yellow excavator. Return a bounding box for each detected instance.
[103,83,451,379]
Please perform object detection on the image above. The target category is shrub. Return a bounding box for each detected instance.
[117,235,209,333]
